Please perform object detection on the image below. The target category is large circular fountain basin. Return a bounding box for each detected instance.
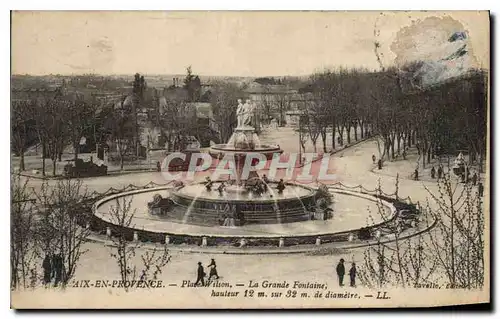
[168,182,317,225]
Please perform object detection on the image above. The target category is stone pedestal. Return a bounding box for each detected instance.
[314,211,326,220]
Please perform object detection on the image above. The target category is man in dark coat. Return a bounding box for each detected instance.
[336,258,345,286]
[430,167,436,179]
[472,172,478,186]
[437,166,443,179]
[349,262,357,287]
[52,253,64,286]
[42,254,52,285]
[195,262,206,286]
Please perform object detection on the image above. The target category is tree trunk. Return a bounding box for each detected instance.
[120,155,124,171]
[52,158,57,176]
[331,122,336,150]
[19,152,25,171]
[359,120,364,139]
[397,134,401,155]
[353,123,358,141]
[42,141,46,176]
[391,139,395,160]
[422,145,426,168]
[337,126,343,146]
[346,125,351,144]
[73,140,79,162]
[402,133,407,154]
[321,130,327,153]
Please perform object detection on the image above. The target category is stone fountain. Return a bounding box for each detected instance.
[155,98,318,226]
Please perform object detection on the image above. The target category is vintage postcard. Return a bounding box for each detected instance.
[10,11,490,308]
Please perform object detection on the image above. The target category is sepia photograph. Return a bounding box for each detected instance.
[9,10,490,309]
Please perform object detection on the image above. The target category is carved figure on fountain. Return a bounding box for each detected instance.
[148,194,173,215]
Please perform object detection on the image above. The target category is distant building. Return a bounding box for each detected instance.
[244,82,314,127]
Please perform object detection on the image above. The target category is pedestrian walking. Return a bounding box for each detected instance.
[377,159,382,170]
[52,253,63,286]
[195,262,206,286]
[414,168,419,181]
[349,263,357,287]
[372,154,376,164]
[437,166,443,179]
[208,258,220,280]
[472,172,478,186]
[336,258,345,286]
[430,167,436,179]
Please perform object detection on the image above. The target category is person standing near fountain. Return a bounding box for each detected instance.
[217,182,226,196]
[277,179,286,194]
[205,177,213,191]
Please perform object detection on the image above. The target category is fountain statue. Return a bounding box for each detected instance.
[236,99,244,128]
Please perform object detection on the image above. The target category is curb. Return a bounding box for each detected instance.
[85,217,436,255]
[15,168,157,181]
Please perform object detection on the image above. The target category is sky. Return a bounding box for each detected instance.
[11,11,489,77]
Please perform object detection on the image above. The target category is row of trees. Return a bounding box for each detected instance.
[300,66,487,169]
[12,97,100,175]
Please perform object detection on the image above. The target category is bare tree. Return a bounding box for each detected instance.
[108,198,171,291]
[11,174,38,289]
[12,100,34,171]
[424,167,485,289]
[65,100,97,161]
[157,99,196,151]
[302,101,322,153]
[358,179,437,288]
[210,81,243,142]
[34,178,92,287]
[107,107,135,170]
